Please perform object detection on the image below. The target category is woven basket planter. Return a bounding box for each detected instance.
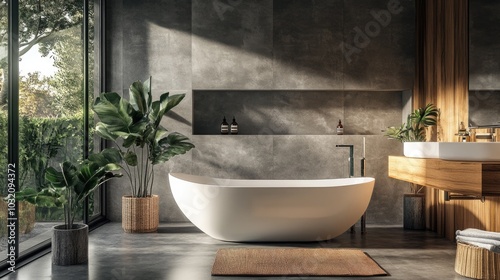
[122,195,159,233]
[455,242,500,279]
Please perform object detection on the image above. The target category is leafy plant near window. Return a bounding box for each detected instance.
[385,103,439,142]
[15,148,122,229]
[92,77,195,198]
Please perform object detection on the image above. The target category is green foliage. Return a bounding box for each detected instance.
[18,115,86,193]
[93,77,195,198]
[0,0,84,105]
[0,1,98,225]
[0,0,82,62]
[19,73,57,117]
[0,0,96,117]
[1,115,68,191]
[0,115,93,224]
[16,148,122,229]
[385,103,439,142]
[50,25,96,117]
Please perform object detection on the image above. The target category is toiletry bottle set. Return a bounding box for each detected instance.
[222,118,343,135]
[220,116,238,134]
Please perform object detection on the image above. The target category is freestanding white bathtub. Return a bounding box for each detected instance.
[168,173,375,242]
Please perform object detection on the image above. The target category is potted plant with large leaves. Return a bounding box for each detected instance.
[385,103,439,230]
[92,76,194,233]
[15,148,122,265]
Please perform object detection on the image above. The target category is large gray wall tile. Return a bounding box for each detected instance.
[344,91,402,135]
[272,0,344,89]
[342,0,414,90]
[121,0,192,90]
[191,135,274,179]
[192,0,273,89]
[121,0,151,86]
[361,136,405,225]
[105,0,123,93]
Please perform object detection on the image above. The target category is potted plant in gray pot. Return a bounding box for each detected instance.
[385,103,439,229]
[92,76,194,233]
[16,148,122,265]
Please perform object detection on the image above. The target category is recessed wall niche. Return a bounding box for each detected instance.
[193,90,403,135]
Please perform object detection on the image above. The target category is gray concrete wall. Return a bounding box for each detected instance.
[105,0,413,225]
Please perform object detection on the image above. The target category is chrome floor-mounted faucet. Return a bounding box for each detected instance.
[336,142,367,234]
[336,144,354,178]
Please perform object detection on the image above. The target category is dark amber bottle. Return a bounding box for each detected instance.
[220,116,229,134]
[230,117,238,134]
[336,119,344,135]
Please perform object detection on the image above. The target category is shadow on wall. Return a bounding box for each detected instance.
[135,0,414,89]
[166,110,192,127]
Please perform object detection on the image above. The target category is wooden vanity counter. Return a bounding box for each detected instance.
[388,156,500,196]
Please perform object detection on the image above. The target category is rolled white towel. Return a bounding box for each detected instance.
[461,242,498,253]
[456,228,500,241]
[456,236,500,254]
[460,241,498,253]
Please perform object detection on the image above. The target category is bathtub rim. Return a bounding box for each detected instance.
[169,172,375,188]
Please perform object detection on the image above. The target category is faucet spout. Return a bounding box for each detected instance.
[336,144,354,178]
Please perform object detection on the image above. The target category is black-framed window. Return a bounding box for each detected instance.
[0,0,105,274]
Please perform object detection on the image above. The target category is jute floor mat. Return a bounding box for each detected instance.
[211,247,388,277]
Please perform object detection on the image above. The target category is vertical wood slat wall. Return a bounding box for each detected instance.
[415,0,500,240]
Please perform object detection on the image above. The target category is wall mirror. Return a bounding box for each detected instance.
[469,0,500,127]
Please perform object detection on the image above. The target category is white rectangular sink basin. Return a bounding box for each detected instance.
[403,142,440,158]
[439,142,500,161]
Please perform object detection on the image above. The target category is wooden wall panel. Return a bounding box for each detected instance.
[412,0,500,240]
[449,198,500,240]
[416,0,500,240]
[415,0,468,142]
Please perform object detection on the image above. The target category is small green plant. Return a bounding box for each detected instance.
[15,148,122,229]
[385,103,439,194]
[385,103,439,142]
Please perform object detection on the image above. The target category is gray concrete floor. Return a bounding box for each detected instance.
[3,223,469,280]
